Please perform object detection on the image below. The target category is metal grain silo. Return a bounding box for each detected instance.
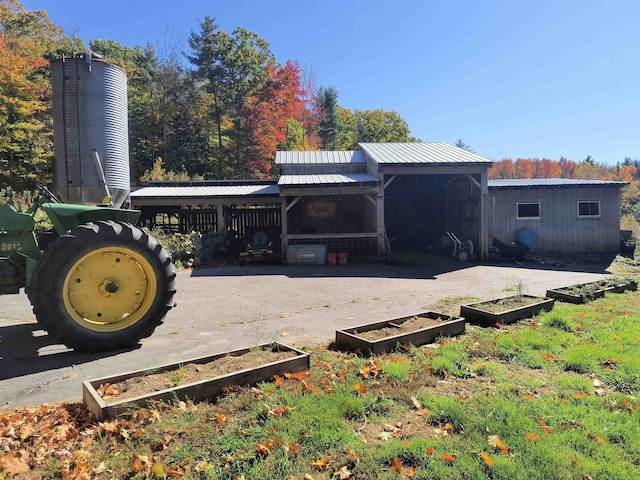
[51,53,130,207]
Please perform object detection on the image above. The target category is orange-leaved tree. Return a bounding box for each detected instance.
[245,60,308,177]
[0,0,73,190]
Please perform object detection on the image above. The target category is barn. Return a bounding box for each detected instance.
[276,143,491,260]
[130,143,627,261]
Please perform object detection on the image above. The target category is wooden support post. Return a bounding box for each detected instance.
[216,204,225,233]
[376,191,385,257]
[479,170,489,261]
[281,198,288,260]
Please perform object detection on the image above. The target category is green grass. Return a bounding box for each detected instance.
[7,285,640,480]
[169,365,188,383]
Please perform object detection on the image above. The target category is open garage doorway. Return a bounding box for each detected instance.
[384,174,481,260]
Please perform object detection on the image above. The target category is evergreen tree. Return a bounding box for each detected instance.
[317,86,340,150]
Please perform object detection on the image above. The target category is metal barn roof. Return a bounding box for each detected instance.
[131,184,279,198]
[359,142,493,165]
[275,150,364,165]
[488,179,628,189]
[278,173,380,187]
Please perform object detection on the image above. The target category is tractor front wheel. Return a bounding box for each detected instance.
[30,221,176,352]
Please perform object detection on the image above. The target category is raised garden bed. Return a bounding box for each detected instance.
[547,277,637,304]
[83,343,309,420]
[546,280,613,304]
[606,277,638,293]
[460,294,554,327]
[336,311,466,355]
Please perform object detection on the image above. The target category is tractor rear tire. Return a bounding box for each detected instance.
[30,221,176,352]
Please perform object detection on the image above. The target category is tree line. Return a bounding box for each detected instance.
[1,0,639,232]
[0,0,410,191]
[490,156,640,234]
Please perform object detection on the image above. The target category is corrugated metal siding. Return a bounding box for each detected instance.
[275,151,364,165]
[279,163,367,175]
[131,184,279,198]
[278,173,380,186]
[51,55,130,206]
[489,186,621,253]
[359,142,493,165]
[489,179,628,188]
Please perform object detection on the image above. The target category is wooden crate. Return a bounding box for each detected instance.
[460,295,554,327]
[83,343,309,420]
[335,311,466,355]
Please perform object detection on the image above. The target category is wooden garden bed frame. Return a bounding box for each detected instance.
[335,311,466,355]
[460,295,554,327]
[83,343,309,420]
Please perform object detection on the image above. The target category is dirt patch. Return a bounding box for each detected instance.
[97,349,296,402]
[354,316,449,341]
[355,409,439,446]
[471,295,545,313]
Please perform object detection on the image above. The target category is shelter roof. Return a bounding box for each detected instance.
[488,178,628,189]
[275,150,364,165]
[278,173,379,187]
[359,142,493,165]
[131,184,279,199]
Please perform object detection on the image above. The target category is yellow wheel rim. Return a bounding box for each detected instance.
[62,246,157,333]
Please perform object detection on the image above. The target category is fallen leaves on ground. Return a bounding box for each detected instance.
[481,450,494,467]
[440,453,456,464]
[389,456,403,474]
[353,383,367,395]
[333,465,352,479]
[488,435,510,455]
[0,451,30,477]
[96,383,121,399]
[311,456,332,470]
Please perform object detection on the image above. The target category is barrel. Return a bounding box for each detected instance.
[516,229,536,253]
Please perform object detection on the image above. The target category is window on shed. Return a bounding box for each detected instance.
[578,201,600,217]
[517,202,540,219]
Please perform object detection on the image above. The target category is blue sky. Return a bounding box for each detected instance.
[23,0,640,165]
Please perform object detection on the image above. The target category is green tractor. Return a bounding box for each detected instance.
[0,53,176,352]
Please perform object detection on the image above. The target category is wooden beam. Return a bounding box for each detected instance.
[365,194,377,206]
[377,165,488,176]
[479,170,489,261]
[383,175,398,190]
[278,186,379,196]
[285,196,302,212]
[216,205,225,233]
[376,193,385,256]
[281,199,288,259]
[466,174,481,191]
[287,233,378,240]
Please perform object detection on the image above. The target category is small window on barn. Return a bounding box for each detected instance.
[517,202,540,219]
[577,201,600,218]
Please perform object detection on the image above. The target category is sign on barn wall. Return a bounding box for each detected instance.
[307,201,336,219]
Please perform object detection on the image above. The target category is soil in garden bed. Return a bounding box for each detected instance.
[473,296,546,313]
[354,316,450,341]
[96,349,296,402]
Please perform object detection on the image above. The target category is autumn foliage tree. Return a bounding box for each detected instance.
[244,61,308,177]
[0,0,70,190]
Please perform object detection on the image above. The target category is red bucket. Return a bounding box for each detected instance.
[326,253,337,265]
[338,252,348,265]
